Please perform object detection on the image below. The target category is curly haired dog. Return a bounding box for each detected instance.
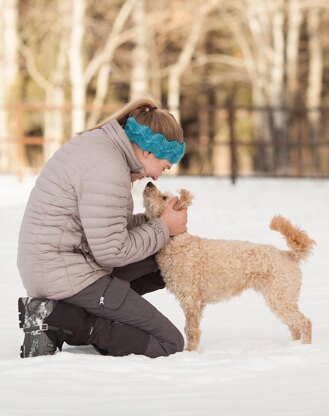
[143,182,315,351]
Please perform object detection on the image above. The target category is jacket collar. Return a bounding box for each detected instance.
[102,119,144,174]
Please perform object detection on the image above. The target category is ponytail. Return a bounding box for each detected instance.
[78,97,184,144]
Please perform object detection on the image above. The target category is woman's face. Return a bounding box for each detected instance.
[133,145,172,181]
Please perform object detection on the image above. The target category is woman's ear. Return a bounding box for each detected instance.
[142,150,151,159]
[173,189,194,211]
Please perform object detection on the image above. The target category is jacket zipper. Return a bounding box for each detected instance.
[99,277,112,306]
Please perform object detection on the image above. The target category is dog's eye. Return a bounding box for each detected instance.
[162,196,167,200]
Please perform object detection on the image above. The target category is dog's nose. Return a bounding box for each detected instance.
[146,182,154,188]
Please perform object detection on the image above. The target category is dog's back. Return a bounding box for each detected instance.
[157,216,315,305]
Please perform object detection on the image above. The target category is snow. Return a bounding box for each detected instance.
[0,174,328,416]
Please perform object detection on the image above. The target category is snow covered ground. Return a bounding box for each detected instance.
[0,174,328,416]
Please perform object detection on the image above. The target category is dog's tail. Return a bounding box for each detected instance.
[270,215,316,262]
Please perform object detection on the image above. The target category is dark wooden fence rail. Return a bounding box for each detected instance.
[1,103,329,182]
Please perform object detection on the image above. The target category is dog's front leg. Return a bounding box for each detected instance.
[181,300,204,351]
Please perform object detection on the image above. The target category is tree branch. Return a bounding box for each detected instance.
[20,44,51,91]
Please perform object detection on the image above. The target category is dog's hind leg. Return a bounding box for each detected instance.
[264,294,312,344]
[181,299,205,351]
[289,306,312,344]
[289,326,301,341]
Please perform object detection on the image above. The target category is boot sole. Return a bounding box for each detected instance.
[18,298,27,358]
[18,297,26,330]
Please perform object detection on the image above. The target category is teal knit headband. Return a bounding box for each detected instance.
[124,117,186,164]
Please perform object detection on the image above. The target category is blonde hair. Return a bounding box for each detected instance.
[79,97,184,144]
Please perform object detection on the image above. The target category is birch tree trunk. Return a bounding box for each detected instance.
[0,5,7,170]
[198,91,210,174]
[44,87,65,163]
[168,13,204,124]
[43,37,67,163]
[130,0,149,100]
[307,9,322,170]
[149,24,162,103]
[286,0,302,104]
[240,0,287,172]
[69,0,86,134]
[243,0,274,171]
[86,63,112,128]
[269,0,288,173]
[167,1,217,175]
[0,0,19,172]
[167,12,203,175]
[168,0,219,123]
[220,4,271,172]
[212,90,230,176]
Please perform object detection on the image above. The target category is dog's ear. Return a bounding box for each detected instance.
[173,189,194,211]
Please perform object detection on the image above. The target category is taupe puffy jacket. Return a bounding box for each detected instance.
[17,120,169,300]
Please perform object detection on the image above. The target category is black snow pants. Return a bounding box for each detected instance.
[45,256,184,358]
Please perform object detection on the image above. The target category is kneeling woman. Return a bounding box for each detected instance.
[17,98,187,358]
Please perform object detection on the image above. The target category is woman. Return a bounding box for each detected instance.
[17,98,187,358]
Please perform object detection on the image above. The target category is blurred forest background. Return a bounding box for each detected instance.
[0,0,329,179]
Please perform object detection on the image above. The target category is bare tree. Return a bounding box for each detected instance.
[43,36,68,162]
[0,0,19,172]
[69,0,86,134]
[218,1,274,171]
[130,0,149,99]
[219,0,293,172]
[86,0,172,126]
[286,0,302,104]
[306,8,323,170]
[86,0,139,127]
[21,1,69,162]
[168,0,218,123]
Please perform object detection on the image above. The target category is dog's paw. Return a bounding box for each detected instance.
[186,342,199,352]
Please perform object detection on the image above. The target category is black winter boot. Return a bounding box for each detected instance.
[18,297,59,358]
[18,298,91,358]
[43,301,96,348]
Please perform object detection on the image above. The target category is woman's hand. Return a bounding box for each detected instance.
[130,172,145,182]
[160,197,187,236]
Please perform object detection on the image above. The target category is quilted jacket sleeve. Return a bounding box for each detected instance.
[76,160,169,269]
[127,213,147,229]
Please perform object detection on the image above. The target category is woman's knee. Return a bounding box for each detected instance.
[175,329,185,352]
[169,326,184,353]
[91,320,150,357]
[145,326,184,358]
